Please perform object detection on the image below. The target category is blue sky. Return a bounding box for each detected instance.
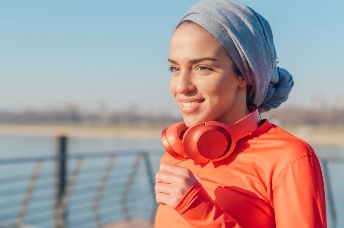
[1,0,344,115]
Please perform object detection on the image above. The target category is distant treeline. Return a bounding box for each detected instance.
[262,106,344,126]
[0,109,181,126]
[0,106,343,126]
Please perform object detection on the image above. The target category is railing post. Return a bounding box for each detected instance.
[54,135,68,228]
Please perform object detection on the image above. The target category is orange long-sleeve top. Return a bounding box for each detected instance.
[155,120,327,228]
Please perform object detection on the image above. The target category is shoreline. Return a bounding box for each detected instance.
[0,124,163,138]
[0,124,344,146]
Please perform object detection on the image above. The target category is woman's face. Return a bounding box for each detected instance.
[169,23,248,127]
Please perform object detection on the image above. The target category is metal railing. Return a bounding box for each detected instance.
[0,137,343,228]
[0,144,160,228]
[319,156,344,228]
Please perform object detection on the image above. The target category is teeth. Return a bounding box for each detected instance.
[181,102,196,108]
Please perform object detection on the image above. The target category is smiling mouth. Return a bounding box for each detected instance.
[179,99,205,114]
[181,99,205,107]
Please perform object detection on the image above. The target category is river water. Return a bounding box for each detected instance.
[0,134,343,227]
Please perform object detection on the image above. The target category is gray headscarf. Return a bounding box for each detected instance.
[177,0,294,112]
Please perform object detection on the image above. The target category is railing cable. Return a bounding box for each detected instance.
[93,155,116,228]
[121,154,142,222]
[15,160,42,228]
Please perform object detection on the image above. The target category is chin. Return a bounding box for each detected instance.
[182,114,208,127]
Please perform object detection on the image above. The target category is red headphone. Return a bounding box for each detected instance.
[161,105,261,163]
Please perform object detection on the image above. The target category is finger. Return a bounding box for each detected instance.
[155,182,173,194]
[156,192,183,208]
[156,170,192,187]
[155,192,168,205]
[156,170,183,184]
[156,170,172,184]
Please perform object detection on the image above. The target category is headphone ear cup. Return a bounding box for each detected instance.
[161,122,188,160]
[183,122,231,163]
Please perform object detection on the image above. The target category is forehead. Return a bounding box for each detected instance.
[170,23,225,56]
[172,22,219,44]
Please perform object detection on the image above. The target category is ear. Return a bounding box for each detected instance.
[237,76,248,88]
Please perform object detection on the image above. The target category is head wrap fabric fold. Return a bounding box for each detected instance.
[177,0,294,112]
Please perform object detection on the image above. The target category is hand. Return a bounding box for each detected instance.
[155,163,197,208]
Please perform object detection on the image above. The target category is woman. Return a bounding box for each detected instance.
[154,0,327,227]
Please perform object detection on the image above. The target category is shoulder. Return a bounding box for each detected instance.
[248,120,319,183]
[260,121,323,183]
[253,121,324,198]
[258,120,315,158]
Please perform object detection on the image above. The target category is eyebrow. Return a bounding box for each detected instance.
[168,57,218,64]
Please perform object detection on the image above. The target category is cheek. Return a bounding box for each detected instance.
[204,79,228,97]
[169,77,175,96]
[208,78,236,104]
[199,82,223,107]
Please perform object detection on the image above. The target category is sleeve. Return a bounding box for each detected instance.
[273,153,327,228]
[174,181,242,228]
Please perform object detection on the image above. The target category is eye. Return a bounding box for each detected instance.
[197,65,213,71]
[169,66,180,72]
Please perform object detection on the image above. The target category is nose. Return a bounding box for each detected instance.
[175,70,196,94]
